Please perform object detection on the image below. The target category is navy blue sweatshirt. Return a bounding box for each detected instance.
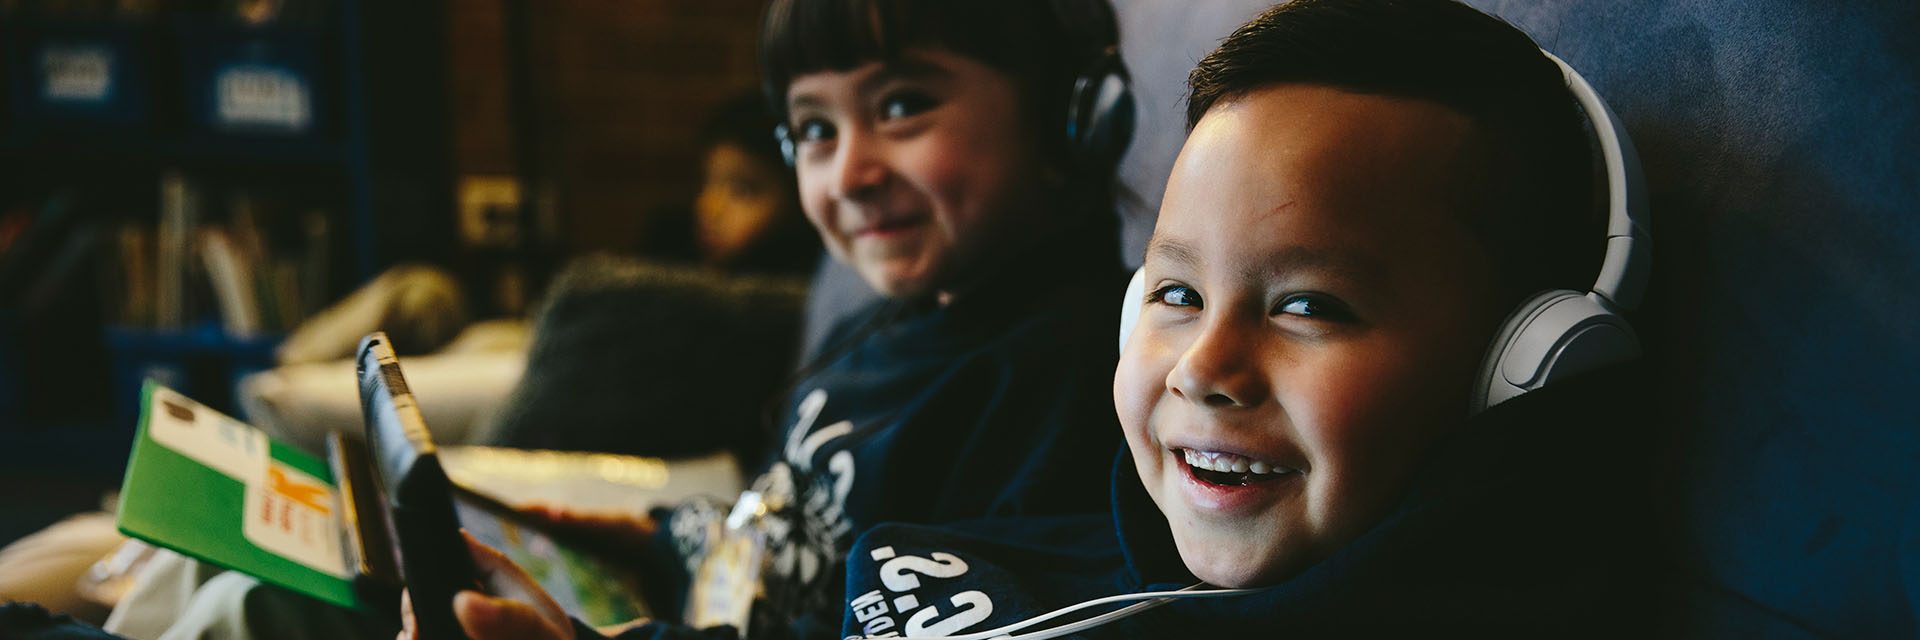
[839,363,1662,638]
[606,219,1131,640]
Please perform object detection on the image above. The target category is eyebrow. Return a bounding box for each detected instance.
[856,57,951,99]
[1145,236,1204,269]
[1146,236,1384,286]
[786,57,952,115]
[788,93,827,113]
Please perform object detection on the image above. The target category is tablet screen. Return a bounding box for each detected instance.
[451,493,654,627]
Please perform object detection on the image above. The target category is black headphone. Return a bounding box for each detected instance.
[1066,45,1136,180]
[1052,0,1134,176]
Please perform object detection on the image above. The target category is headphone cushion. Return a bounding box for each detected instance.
[1473,290,1640,413]
[1118,268,1146,354]
[1071,67,1136,165]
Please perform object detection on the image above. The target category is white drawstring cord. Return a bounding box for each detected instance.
[847,583,1268,640]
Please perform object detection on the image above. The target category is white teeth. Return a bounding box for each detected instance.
[1181,449,1287,475]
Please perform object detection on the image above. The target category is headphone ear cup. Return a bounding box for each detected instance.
[1067,52,1135,173]
[1472,290,1640,414]
[774,123,795,167]
[1118,268,1146,355]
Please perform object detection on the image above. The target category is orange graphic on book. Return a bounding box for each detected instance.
[268,466,332,514]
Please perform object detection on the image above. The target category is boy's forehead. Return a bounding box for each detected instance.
[1154,84,1486,272]
[1145,230,1386,287]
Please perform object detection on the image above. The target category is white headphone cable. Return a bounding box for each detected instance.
[847,583,1268,640]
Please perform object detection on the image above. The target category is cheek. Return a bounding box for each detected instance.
[914,127,1031,242]
[1289,343,1463,501]
[796,173,845,246]
[1114,349,1168,461]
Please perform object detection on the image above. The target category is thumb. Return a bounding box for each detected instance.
[453,590,571,640]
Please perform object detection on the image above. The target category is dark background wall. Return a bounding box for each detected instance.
[1466,1,1919,635]
[447,0,766,256]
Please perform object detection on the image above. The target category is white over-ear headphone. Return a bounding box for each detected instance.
[1118,52,1650,415]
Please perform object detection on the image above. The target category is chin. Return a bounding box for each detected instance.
[858,258,945,299]
[1173,527,1307,588]
[1186,553,1280,588]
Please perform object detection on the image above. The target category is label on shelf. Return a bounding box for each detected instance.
[215,64,312,132]
[41,44,116,104]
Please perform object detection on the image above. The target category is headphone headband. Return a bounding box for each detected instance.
[1547,52,1651,311]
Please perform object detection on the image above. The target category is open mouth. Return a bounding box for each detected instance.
[855,215,927,237]
[1176,448,1298,487]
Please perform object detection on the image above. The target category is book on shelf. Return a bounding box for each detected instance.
[199,226,261,336]
[155,172,197,330]
[104,173,330,337]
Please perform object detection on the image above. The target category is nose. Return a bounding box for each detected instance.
[827,126,887,202]
[1167,316,1270,409]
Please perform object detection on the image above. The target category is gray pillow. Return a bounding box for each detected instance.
[483,255,808,463]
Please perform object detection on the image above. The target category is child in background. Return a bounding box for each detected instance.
[637,92,821,279]
[836,0,1659,636]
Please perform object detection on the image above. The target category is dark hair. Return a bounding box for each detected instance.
[1187,0,1601,307]
[759,0,1119,174]
[701,91,794,183]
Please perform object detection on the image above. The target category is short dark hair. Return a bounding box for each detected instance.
[700,91,793,185]
[1187,0,1602,306]
[759,0,1119,173]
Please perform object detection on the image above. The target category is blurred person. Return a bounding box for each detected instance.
[639,93,821,278]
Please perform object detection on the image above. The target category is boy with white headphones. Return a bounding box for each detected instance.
[835,0,1660,637]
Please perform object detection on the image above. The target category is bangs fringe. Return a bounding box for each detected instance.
[760,0,1090,116]
[761,0,902,112]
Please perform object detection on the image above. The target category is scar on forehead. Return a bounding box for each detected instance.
[1253,200,1298,224]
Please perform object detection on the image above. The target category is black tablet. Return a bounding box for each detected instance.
[353,332,654,634]
[357,332,478,640]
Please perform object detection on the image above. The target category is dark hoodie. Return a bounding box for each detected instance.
[838,363,1662,638]
[600,216,1132,640]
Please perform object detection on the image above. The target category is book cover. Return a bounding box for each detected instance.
[115,381,359,608]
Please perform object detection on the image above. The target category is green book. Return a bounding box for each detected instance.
[114,381,667,626]
[116,381,360,609]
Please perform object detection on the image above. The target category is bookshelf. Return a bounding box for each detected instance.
[0,0,453,440]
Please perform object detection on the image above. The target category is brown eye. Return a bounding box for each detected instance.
[878,90,937,121]
[1275,294,1354,321]
[793,118,835,143]
[1151,284,1202,309]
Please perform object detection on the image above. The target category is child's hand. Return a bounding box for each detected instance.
[397,532,576,640]
[519,504,657,559]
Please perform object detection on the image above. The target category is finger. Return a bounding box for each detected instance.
[462,530,535,590]
[454,590,571,640]
[594,617,652,636]
[399,587,416,639]
[524,505,650,534]
[459,531,567,621]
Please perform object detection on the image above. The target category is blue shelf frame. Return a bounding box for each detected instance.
[0,0,453,432]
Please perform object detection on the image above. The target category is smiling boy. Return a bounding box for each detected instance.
[838,0,1656,636]
[1123,83,1510,587]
